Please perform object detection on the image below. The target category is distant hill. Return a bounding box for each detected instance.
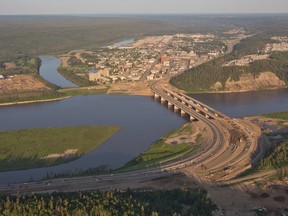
[170,34,288,92]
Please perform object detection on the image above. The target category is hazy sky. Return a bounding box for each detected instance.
[1,0,288,15]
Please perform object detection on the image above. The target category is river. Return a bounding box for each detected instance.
[190,89,288,118]
[113,38,135,47]
[0,95,186,184]
[39,56,77,88]
[1,55,288,184]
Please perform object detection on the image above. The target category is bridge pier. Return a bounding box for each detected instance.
[189,115,195,122]
[180,110,186,116]
[154,93,159,99]
[168,101,173,107]
[174,106,179,112]
[161,97,166,103]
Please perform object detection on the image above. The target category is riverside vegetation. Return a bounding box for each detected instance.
[118,124,200,172]
[0,126,120,171]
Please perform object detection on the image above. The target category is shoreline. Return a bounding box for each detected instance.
[185,86,288,95]
[0,96,71,107]
[0,85,287,108]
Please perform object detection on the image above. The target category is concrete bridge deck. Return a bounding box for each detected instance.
[151,81,228,121]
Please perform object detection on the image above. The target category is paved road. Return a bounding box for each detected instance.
[139,37,174,81]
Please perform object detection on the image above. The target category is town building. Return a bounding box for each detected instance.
[88,68,110,81]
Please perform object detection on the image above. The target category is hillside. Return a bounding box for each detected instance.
[170,34,288,92]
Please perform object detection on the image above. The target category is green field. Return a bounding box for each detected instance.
[118,123,200,172]
[0,126,120,171]
[118,140,198,172]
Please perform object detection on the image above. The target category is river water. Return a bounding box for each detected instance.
[113,38,135,47]
[190,89,288,118]
[39,56,77,88]
[0,95,186,184]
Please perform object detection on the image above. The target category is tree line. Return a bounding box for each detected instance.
[0,189,217,216]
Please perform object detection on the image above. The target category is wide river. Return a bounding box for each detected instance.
[190,89,288,118]
[0,55,287,184]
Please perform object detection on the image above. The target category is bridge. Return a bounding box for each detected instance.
[151,81,228,121]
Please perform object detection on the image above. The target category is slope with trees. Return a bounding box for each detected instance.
[170,33,288,92]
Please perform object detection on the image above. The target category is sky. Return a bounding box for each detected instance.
[1,0,288,15]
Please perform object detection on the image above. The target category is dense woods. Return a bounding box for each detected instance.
[0,189,217,216]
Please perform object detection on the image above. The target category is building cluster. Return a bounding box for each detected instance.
[225,35,288,67]
[264,36,288,53]
[78,34,227,83]
[224,54,270,67]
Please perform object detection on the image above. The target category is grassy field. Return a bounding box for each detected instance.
[0,126,120,171]
[0,86,109,105]
[262,112,288,120]
[117,123,200,172]
[118,140,198,172]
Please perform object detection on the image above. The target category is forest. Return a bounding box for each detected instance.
[0,189,217,216]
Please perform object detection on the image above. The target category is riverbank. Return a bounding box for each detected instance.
[0,86,112,107]
[184,86,288,95]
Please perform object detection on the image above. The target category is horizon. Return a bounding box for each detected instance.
[1,12,288,17]
[1,0,288,15]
